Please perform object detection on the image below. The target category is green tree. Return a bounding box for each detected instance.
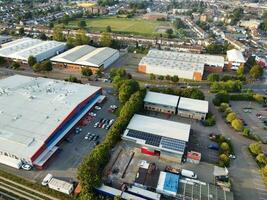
[220,142,230,152]
[249,143,262,156]
[224,107,233,115]
[256,153,267,166]
[158,75,164,80]
[118,80,140,104]
[237,66,244,76]
[207,73,220,82]
[262,166,267,177]
[100,32,112,47]
[96,69,102,77]
[253,94,264,103]
[150,73,156,80]
[28,56,37,67]
[78,20,87,29]
[243,128,250,136]
[226,112,237,123]
[166,29,173,38]
[106,25,112,32]
[18,27,24,36]
[165,75,171,81]
[11,62,20,70]
[219,103,229,112]
[249,64,263,79]
[53,27,65,41]
[33,63,41,72]
[231,119,243,131]
[81,68,93,77]
[171,75,179,82]
[213,90,229,106]
[191,89,205,100]
[219,153,230,167]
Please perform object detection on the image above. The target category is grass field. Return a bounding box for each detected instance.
[66,17,171,36]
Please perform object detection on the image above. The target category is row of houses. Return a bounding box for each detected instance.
[0,37,120,73]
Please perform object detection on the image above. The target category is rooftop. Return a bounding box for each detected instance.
[157,172,179,196]
[51,45,119,67]
[125,114,191,142]
[140,49,224,71]
[0,38,66,61]
[144,91,179,107]
[0,75,100,160]
[227,49,246,63]
[178,97,209,114]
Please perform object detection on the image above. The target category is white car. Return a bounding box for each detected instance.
[95,106,102,110]
[94,122,99,128]
[110,105,117,109]
[84,132,91,140]
[42,174,53,186]
[22,164,32,171]
[89,112,96,117]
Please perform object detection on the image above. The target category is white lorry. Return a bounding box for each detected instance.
[181,169,198,179]
[48,178,74,195]
[0,155,22,169]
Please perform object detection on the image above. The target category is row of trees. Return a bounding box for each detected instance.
[28,56,52,72]
[210,80,243,93]
[207,73,245,82]
[149,87,205,100]
[149,73,179,82]
[77,82,145,199]
[249,143,267,184]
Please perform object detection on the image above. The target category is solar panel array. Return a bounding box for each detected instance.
[160,137,186,152]
[127,129,161,147]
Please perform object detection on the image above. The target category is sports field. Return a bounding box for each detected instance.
[67,17,171,36]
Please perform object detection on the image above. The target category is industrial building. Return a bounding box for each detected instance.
[144,91,179,114]
[0,38,66,63]
[226,49,246,70]
[138,49,224,80]
[50,45,119,73]
[122,114,191,163]
[144,91,209,120]
[177,97,209,120]
[0,75,102,169]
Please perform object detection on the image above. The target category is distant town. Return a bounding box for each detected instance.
[0,0,266,200]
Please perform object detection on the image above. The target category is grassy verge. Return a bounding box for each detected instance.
[0,170,70,200]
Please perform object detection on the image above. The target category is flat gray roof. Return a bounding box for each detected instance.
[0,75,101,160]
[0,38,66,61]
[51,45,119,67]
[144,91,179,107]
[125,114,190,142]
[178,97,209,113]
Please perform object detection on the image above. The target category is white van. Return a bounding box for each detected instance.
[181,169,197,179]
[42,173,53,186]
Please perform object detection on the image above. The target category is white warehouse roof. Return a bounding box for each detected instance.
[51,45,119,68]
[125,114,190,142]
[227,49,246,63]
[144,91,179,107]
[178,97,209,114]
[0,75,101,161]
[0,38,66,62]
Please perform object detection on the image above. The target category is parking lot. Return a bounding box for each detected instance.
[0,91,118,183]
[230,101,267,142]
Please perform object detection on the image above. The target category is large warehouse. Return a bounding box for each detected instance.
[0,38,66,63]
[0,75,102,169]
[50,45,119,73]
[138,49,224,80]
[144,91,209,120]
[122,114,191,163]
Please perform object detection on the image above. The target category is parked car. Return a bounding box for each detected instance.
[94,122,99,128]
[84,132,91,140]
[75,127,82,134]
[42,174,53,186]
[22,164,32,171]
[229,154,236,159]
[209,133,217,140]
[181,169,197,179]
[208,144,219,151]
[95,106,102,110]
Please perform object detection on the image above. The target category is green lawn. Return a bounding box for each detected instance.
[66,17,171,36]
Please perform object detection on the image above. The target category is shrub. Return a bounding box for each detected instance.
[249,143,262,156]
[207,73,220,82]
[224,107,233,116]
[226,112,237,123]
[11,61,20,70]
[231,119,244,131]
[219,154,230,167]
[243,128,250,136]
[202,112,216,126]
[81,68,93,77]
[213,90,229,106]
[28,56,37,67]
[219,103,229,112]
[220,142,230,152]
[256,153,267,166]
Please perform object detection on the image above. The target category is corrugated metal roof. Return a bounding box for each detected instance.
[178,97,209,114]
[144,91,180,107]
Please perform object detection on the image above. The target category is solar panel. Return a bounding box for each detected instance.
[160,137,186,152]
[127,129,161,147]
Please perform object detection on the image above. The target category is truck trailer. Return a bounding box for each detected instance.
[48,178,74,195]
[0,155,22,169]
